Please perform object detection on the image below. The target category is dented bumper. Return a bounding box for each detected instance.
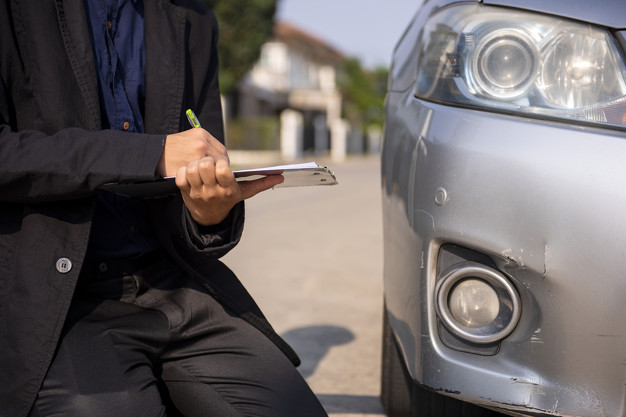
[382,91,626,416]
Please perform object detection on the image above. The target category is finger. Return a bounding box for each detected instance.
[197,157,217,187]
[238,175,284,200]
[201,130,230,164]
[174,166,190,191]
[185,159,204,189]
[214,158,236,188]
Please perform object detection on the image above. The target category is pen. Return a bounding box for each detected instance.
[186,109,202,128]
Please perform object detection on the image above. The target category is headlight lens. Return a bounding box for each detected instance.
[471,28,539,99]
[415,4,626,129]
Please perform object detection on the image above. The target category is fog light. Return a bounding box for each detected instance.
[449,279,499,328]
[435,262,521,344]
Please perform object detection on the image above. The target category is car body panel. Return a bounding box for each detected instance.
[482,0,626,29]
[382,1,626,415]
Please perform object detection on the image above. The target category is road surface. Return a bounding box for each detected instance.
[222,155,386,417]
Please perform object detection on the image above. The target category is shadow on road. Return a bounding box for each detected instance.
[282,325,386,414]
[282,325,354,379]
[315,394,384,414]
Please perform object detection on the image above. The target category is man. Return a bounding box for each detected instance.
[0,1,328,416]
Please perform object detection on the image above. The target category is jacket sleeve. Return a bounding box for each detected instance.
[147,196,245,259]
[0,2,169,204]
[0,82,165,203]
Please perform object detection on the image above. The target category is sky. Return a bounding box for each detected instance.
[275,0,420,69]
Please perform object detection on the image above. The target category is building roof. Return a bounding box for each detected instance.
[274,21,345,66]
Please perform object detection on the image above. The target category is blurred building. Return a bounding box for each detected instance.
[235,22,352,161]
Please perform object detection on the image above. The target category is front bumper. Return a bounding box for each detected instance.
[382,91,626,416]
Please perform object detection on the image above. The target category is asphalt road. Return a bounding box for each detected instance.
[222,155,386,417]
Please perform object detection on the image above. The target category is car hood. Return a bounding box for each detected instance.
[481,0,626,29]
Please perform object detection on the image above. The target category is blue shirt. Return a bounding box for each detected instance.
[84,0,161,259]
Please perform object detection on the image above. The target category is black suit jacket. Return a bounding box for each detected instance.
[0,1,298,415]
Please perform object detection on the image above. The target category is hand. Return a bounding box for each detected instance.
[175,157,284,226]
[157,128,228,177]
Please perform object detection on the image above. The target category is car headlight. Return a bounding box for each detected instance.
[415,4,626,129]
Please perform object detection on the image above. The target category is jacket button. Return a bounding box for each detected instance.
[56,258,73,274]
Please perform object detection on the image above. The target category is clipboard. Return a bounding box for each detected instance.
[100,162,337,198]
[234,162,337,187]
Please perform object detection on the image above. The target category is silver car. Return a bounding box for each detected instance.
[380,0,626,416]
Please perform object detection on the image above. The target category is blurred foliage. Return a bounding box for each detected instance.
[339,58,389,128]
[202,0,278,95]
[225,116,280,150]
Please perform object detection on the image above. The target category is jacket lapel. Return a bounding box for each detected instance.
[144,0,186,134]
[53,0,101,130]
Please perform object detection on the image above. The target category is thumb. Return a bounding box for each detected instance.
[238,175,284,200]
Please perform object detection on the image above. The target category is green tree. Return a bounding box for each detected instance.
[339,58,389,128]
[202,0,278,95]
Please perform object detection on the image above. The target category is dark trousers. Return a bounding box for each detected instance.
[28,252,327,417]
